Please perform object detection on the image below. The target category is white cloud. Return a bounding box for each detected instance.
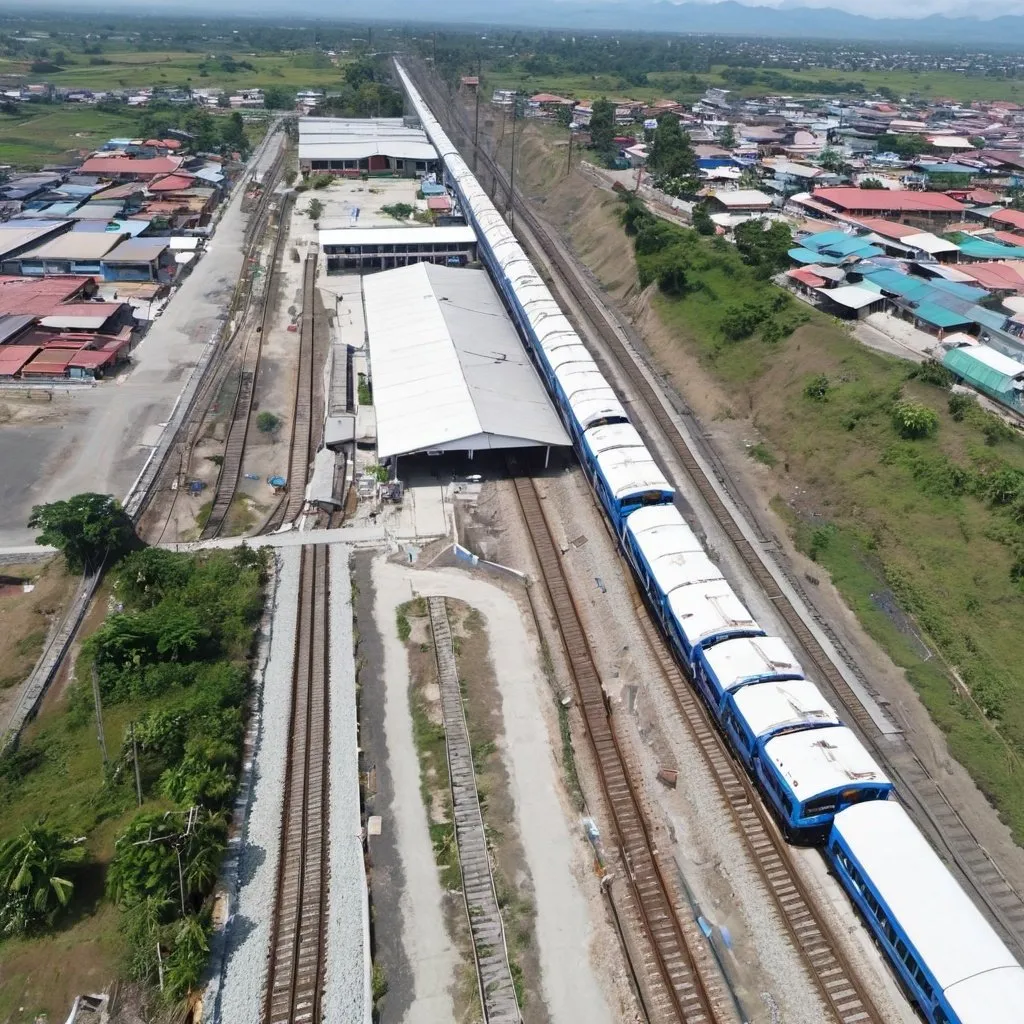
[689,0,1022,15]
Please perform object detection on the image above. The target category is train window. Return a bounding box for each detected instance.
[916,972,933,1002]
[895,939,907,959]
[805,796,838,817]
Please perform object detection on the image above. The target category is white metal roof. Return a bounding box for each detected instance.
[818,284,885,310]
[299,116,415,136]
[902,231,960,255]
[712,188,773,208]
[320,226,476,249]
[730,679,839,741]
[701,635,805,693]
[308,447,340,508]
[298,140,438,162]
[964,344,1024,380]
[764,726,888,801]
[363,262,568,458]
[667,580,760,649]
[834,801,1024,1021]
[588,438,672,501]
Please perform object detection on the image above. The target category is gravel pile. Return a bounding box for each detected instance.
[203,548,300,1023]
[324,544,372,1024]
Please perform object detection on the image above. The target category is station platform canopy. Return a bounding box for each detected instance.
[363,262,570,459]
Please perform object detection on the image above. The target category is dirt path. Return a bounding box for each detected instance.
[372,556,617,1024]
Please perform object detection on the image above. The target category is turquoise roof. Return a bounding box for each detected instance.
[943,348,1024,412]
[913,303,974,329]
[956,237,1024,260]
[789,247,844,265]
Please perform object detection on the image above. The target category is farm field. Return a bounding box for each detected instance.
[0,106,145,167]
[485,63,1024,106]
[0,50,343,90]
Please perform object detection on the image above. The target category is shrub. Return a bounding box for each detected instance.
[948,392,977,421]
[381,202,415,220]
[256,411,280,433]
[720,302,763,342]
[909,359,954,389]
[892,400,938,440]
[804,374,832,402]
[306,198,324,221]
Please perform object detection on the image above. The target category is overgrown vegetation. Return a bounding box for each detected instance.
[28,493,136,574]
[380,202,415,221]
[0,539,266,1011]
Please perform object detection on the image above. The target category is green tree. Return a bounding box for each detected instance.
[647,113,698,195]
[589,98,616,159]
[220,111,248,153]
[0,824,84,935]
[164,914,210,1001]
[183,108,217,152]
[28,493,134,573]
[307,198,324,221]
[263,85,294,110]
[733,219,794,276]
[892,400,939,439]
[818,146,843,172]
[554,103,573,129]
[860,177,886,189]
[718,124,735,149]
[256,410,281,433]
[691,203,715,236]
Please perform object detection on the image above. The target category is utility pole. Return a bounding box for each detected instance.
[130,721,143,806]
[91,664,107,766]
[473,54,482,173]
[509,97,520,230]
[566,128,573,176]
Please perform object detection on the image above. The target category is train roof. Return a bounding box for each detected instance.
[582,422,646,455]
[544,343,597,373]
[554,366,627,427]
[764,725,888,801]
[700,635,805,693]
[625,505,718,594]
[730,679,839,740]
[833,802,1024,1022]
[666,580,761,648]
[593,447,674,503]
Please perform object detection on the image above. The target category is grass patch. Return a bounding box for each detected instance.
[0,106,147,169]
[357,372,373,407]
[429,822,462,891]
[747,442,777,468]
[557,700,585,812]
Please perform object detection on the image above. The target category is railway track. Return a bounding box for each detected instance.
[405,62,1024,961]
[201,187,293,539]
[509,466,727,1024]
[264,543,331,1024]
[427,597,522,1024]
[263,251,319,533]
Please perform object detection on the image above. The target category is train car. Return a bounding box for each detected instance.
[553,363,628,436]
[723,678,840,772]
[580,423,674,524]
[757,725,891,841]
[828,801,1024,1024]
[622,504,716,625]
[693,634,805,712]
[666,579,764,669]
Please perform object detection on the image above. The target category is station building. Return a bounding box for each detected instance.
[298,117,439,179]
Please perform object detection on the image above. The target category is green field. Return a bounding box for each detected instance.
[484,62,1024,107]
[0,49,344,91]
[0,106,144,167]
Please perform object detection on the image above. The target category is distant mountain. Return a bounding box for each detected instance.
[12,0,1024,47]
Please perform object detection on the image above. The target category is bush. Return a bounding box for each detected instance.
[948,392,977,421]
[804,374,832,402]
[909,359,954,389]
[306,198,324,221]
[256,411,280,433]
[720,302,763,342]
[381,202,415,221]
[892,400,938,440]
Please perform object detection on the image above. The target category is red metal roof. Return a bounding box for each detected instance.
[991,208,1024,232]
[531,93,573,104]
[0,276,94,316]
[68,349,118,369]
[0,345,40,376]
[966,188,1001,205]
[23,349,74,374]
[957,261,1024,292]
[78,155,184,178]
[852,217,919,240]
[148,173,197,192]
[426,196,452,210]
[787,267,827,288]
[812,188,965,213]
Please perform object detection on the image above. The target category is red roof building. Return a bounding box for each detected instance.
[851,217,919,240]
[990,208,1024,234]
[530,93,573,106]
[78,155,184,179]
[787,267,827,289]
[811,187,966,228]
[0,346,40,378]
[956,262,1024,293]
[148,173,197,192]
[0,276,96,317]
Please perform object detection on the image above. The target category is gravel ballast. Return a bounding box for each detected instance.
[324,544,372,1024]
[204,547,300,1023]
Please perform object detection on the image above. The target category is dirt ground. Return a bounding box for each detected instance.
[0,556,76,724]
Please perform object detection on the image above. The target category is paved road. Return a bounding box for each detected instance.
[0,131,284,548]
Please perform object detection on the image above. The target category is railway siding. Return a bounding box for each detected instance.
[427,596,522,1024]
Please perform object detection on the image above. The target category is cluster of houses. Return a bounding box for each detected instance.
[0,136,235,381]
[488,81,1024,418]
[4,82,323,112]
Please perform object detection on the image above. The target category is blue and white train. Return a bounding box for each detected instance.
[394,62,1024,1022]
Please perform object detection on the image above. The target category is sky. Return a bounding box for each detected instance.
[691,0,1019,15]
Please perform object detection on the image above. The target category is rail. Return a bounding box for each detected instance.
[509,466,727,1024]
[201,189,294,539]
[427,597,522,1024]
[405,62,1024,960]
[263,543,331,1024]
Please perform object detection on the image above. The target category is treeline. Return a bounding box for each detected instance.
[312,57,404,120]
[0,530,267,1008]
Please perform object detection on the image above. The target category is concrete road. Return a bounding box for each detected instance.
[0,129,285,549]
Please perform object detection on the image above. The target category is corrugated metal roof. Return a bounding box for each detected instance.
[914,302,974,329]
[813,187,965,213]
[817,285,884,309]
[363,262,569,458]
[319,226,476,248]
[0,222,69,258]
[298,140,438,162]
[20,231,125,261]
[102,238,169,263]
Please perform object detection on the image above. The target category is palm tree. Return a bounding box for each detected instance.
[0,824,84,931]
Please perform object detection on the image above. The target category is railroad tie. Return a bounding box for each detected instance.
[427,596,522,1024]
